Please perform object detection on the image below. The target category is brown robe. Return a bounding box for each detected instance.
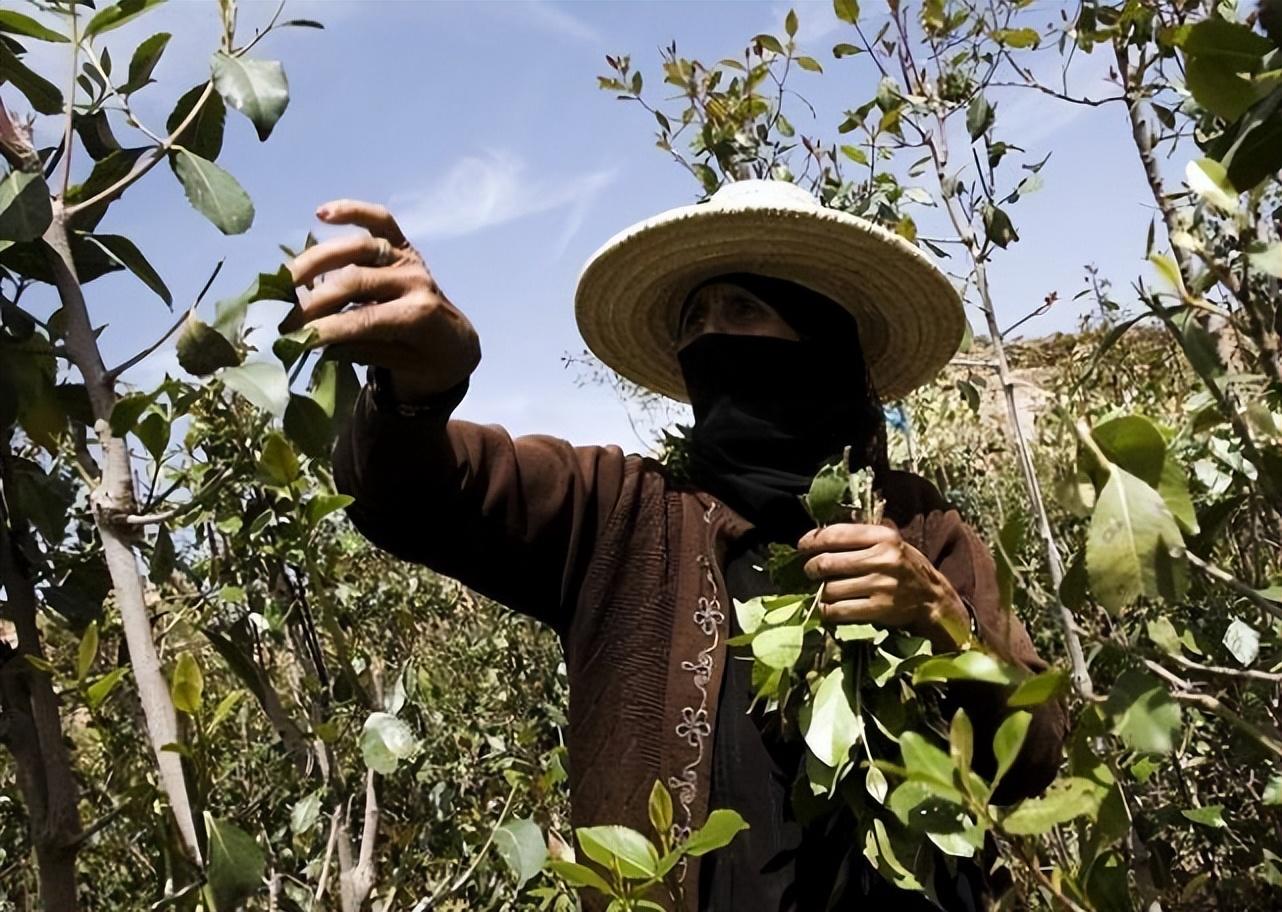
[333,384,1067,910]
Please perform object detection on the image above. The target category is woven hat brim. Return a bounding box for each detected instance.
[574,200,964,402]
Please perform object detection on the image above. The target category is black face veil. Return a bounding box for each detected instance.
[675,272,888,544]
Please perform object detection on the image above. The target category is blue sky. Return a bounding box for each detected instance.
[15,0,1164,452]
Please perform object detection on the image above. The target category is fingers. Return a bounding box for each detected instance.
[306,296,435,349]
[820,598,880,624]
[290,233,408,288]
[820,573,894,604]
[280,265,423,332]
[315,199,408,247]
[797,522,899,554]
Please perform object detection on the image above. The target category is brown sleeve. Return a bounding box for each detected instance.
[886,471,1067,803]
[332,381,628,634]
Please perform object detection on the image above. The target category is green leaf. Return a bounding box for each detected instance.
[122,32,171,94]
[273,326,319,370]
[108,390,156,436]
[912,650,1012,685]
[833,42,863,58]
[785,9,798,37]
[306,493,352,527]
[84,234,172,306]
[982,203,1019,248]
[257,431,300,486]
[210,52,290,141]
[84,0,167,38]
[1222,617,1260,666]
[149,524,174,585]
[85,667,129,709]
[1086,465,1187,613]
[360,711,417,775]
[992,27,1040,48]
[209,690,244,730]
[221,361,290,418]
[577,825,659,878]
[992,711,1031,791]
[833,0,860,24]
[648,779,674,836]
[176,312,240,376]
[76,621,99,683]
[167,84,226,160]
[1105,669,1182,755]
[170,652,203,715]
[289,789,323,836]
[751,623,804,670]
[0,10,69,42]
[1008,668,1068,708]
[803,665,863,768]
[0,41,64,114]
[966,94,994,139]
[1182,805,1227,828]
[733,596,768,636]
[796,55,823,72]
[1185,55,1262,121]
[1000,777,1104,835]
[549,860,612,894]
[1092,415,1166,486]
[1186,158,1238,213]
[135,411,169,462]
[900,731,954,786]
[682,808,749,856]
[0,171,52,243]
[1182,17,1273,68]
[804,459,849,525]
[494,817,547,888]
[203,813,265,912]
[752,33,785,55]
[172,148,254,235]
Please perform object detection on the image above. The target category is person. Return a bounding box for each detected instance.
[284,179,1066,911]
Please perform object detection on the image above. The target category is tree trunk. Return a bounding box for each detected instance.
[0,437,83,912]
[40,204,202,865]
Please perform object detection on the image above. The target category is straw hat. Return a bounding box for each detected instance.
[573,178,965,402]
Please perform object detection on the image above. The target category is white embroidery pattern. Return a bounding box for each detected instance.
[667,501,722,876]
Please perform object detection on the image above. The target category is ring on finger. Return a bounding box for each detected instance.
[371,237,397,268]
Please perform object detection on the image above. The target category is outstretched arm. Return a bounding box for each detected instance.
[290,200,627,630]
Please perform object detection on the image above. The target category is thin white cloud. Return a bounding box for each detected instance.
[391,149,617,243]
[518,0,603,44]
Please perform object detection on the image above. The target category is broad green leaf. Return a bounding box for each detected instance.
[203,812,265,912]
[290,789,323,835]
[149,525,174,585]
[494,817,547,888]
[833,42,863,58]
[306,493,353,526]
[966,94,994,139]
[576,825,659,878]
[1157,456,1199,534]
[85,667,129,709]
[1223,617,1260,666]
[834,622,887,643]
[172,149,254,235]
[682,808,749,856]
[257,432,300,486]
[221,361,289,417]
[167,84,226,160]
[177,313,240,376]
[1182,805,1227,828]
[0,171,52,243]
[982,203,1018,248]
[170,653,203,715]
[752,33,785,55]
[1086,466,1187,613]
[1185,55,1262,121]
[0,10,69,41]
[992,27,1040,48]
[1148,253,1186,298]
[733,597,767,636]
[360,711,417,775]
[992,711,1031,791]
[213,265,296,340]
[135,411,169,462]
[751,624,804,670]
[0,42,63,114]
[283,392,334,460]
[648,779,673,836]
[1105,669,1182,755]
[273,326,319,370]
[108,390,157,436]
[913,650,1012,685]
[1186,158,1238,213]
[804,459,849,525]
[1181,17,1273,68]
[833,0,860,24]
[1092,415,1166,487]
[549,860,612,894]
[865,765,888,803]
[122,32,171,94]
[76,621,99,683]
[210,52,290,141]
[1000,777,1104,835]
[85,0,167,38]
[795,55,823,72]
[803,666,863,768]
[84,234,172,306]
[1008,668,1068,708]
[900,731,954,787]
